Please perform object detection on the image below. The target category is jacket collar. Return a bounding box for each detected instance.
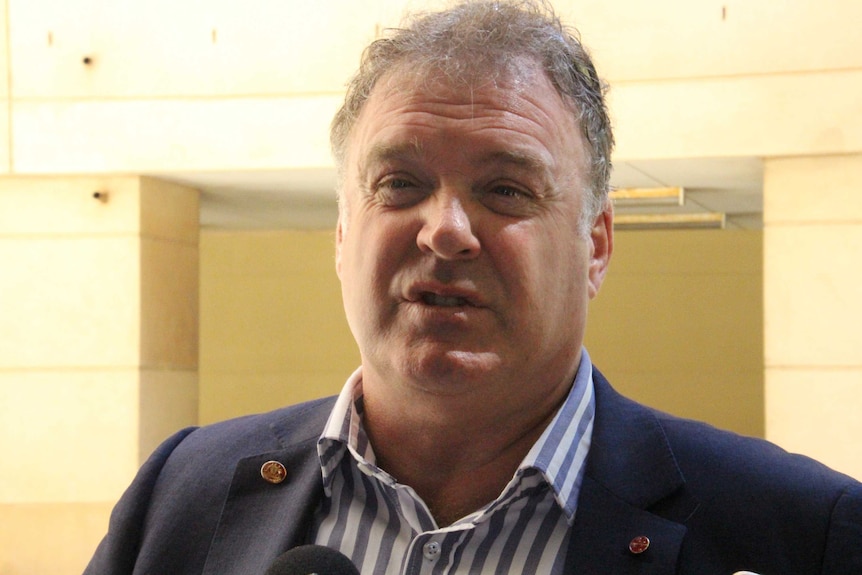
[202,398,335,575]
[564,368,697,574]
[203,369,697,574]
[584,368,687,509]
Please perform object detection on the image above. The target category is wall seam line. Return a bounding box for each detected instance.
[4,0,13,172]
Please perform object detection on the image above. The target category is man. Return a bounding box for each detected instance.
[85,1,862,574]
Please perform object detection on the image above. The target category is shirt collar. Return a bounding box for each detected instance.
[317,350,596,523]
[520,348,595,523]
[318,367,369,495]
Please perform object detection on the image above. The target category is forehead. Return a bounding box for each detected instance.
[345,62,587,174]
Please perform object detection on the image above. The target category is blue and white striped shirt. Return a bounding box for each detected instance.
[312,350,596,574]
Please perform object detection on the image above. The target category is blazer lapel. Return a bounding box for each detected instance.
[567,476,687,574]
[201,439,324,575]
[201,400,335,575]
[565,370,698,574]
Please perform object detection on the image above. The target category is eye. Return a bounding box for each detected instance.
[492,185,525,198]
[375,175,426,207]
[481,183,535,216]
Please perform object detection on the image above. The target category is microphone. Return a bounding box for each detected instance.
[264,545,360,575]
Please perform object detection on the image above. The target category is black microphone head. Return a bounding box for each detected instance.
[264,545,360,575]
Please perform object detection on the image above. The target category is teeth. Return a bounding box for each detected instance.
[422,293,468,307]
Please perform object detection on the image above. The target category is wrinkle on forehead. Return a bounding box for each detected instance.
[359,63,576,144]
[377,55,548,109]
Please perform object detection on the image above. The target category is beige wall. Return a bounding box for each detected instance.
[586,229,764,437]
[3,0,859,175]
[199,230,357,424]
[200,228,764,439]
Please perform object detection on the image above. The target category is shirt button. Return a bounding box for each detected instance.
[423,541,441,560]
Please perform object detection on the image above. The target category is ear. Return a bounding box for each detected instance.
[335,215,344,279]
[587,200,613,299]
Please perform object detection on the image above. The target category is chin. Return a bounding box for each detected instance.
[403,348,503,390]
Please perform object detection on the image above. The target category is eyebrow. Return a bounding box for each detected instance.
[359,141,553,179]
[358,141,426,181]
[482,149,553,176]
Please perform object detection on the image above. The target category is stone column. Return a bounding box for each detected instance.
[763,154,862,479]
[0,176,199,573]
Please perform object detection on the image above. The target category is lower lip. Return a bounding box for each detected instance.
[407,301,480,322]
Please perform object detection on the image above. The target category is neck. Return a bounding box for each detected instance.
[359,367,573,526]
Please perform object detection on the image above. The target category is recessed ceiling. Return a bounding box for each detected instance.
[156,156,763,231]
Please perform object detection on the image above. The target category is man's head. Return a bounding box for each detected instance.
[331,0,613,233]
[332,0,613,405]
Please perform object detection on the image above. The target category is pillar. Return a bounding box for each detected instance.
[763,154,862,479]
[0,176,199,574]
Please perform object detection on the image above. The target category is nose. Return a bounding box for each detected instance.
[416,192,481,260]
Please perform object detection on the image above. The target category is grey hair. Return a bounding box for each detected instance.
[330,0,614,230]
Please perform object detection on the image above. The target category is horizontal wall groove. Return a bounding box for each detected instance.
[140,233,199,246]
[7,91,345,104]
[610,65,862,86]
[0,232,140,239]
[764,220,862,227]
[765,365,862,370]
[0,366,197,373]
[0,232,198,243]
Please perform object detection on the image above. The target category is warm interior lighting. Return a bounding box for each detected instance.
[609,186,684,206]
[614,212,726,230]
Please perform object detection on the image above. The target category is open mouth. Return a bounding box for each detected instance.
[420,292,471,307]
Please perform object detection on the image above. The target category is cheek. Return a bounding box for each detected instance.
[530,232,590,305]
[342,215,414,292]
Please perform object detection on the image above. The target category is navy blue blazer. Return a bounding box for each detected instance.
[85,370,862,574]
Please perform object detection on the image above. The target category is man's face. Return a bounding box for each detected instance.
[336,63,612,398]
